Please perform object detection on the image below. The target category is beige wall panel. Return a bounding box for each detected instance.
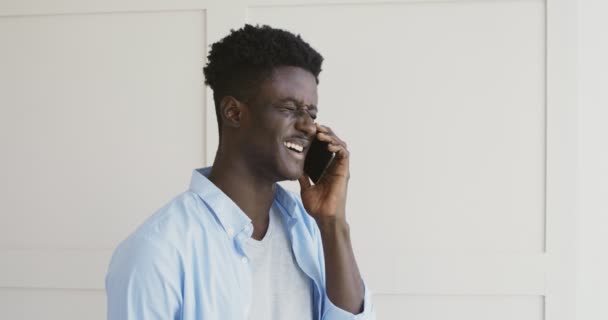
[0,11,206,250]
[249,0,546,253]
[375,294,543,320]
[0,288,105,320]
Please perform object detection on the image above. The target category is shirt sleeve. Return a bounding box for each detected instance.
[321,280,376,320]
[105,236,182,320]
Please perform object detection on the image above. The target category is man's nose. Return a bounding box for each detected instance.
[295,111,317,137]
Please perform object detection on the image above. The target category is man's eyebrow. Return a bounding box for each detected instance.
[278,97,317,110]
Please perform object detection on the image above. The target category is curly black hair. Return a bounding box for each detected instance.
[203,24,324,132]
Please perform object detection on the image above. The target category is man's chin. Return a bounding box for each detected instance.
[281,173,302,182]
[277,166,304,182]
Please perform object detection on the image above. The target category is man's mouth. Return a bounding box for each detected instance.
[283,141,304,153]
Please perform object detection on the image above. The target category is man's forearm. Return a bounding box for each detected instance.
[317,215,364,314]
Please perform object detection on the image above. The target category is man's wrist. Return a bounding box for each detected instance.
[315,215,350,235]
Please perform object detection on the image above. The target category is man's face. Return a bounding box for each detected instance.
[238,66,318,181]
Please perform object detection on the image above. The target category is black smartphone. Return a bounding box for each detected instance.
[304,138,335,184]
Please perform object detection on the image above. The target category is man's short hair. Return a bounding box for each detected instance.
[203,24,324,133]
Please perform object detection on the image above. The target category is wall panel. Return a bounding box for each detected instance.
[0,288,105,320]
[375,294,544,320]
[0,11,206,250]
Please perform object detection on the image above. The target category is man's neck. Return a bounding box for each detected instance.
[208,150,276,239]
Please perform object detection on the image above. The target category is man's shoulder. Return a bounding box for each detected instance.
[112,191,214,258]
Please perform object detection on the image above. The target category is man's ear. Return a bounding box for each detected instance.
[219,96,245,128]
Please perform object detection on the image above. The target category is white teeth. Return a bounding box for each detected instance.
[283,141,303,152]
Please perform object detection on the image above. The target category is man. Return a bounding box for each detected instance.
[106,24,375,320]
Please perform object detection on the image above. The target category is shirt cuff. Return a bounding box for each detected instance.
[322,280,376,320]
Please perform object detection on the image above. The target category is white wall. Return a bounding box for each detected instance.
[576,1,608,320]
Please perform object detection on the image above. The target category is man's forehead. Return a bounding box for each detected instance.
[264,66,318,105]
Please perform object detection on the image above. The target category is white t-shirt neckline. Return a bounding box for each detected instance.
[243,203,314,320]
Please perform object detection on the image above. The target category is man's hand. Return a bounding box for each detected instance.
[297,123,364,314]
[298,123,350,222]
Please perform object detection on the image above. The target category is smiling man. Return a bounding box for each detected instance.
[106,24,375,320]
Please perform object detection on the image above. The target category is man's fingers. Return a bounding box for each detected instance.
[328,143,350,159]
[316,132,334,143]
[315,123,329,133]
[315,122,350,159]
[317,132,348,149]
[316,124,337,138]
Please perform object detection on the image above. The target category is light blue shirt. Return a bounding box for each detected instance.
[106,167,375,320]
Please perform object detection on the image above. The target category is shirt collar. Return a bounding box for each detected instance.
[189,167,252,238]
[188,167,300,237]
[273,181,298,220]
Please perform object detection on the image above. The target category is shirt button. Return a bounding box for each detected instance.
[226,227,234,236]
[241,256,248,264]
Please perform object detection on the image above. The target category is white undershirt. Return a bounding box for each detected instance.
[243,204,314,320]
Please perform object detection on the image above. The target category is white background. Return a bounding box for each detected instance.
[0,0,604,319]
[576,1,608,320]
